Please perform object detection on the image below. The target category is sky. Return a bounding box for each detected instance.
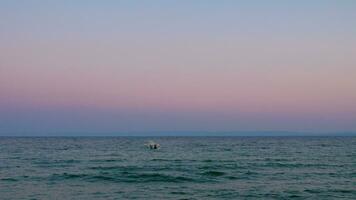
[0,0,356,135]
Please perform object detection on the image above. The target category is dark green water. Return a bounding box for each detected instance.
[0,137,355,199]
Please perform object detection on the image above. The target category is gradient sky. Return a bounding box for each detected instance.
[1,0,356,135]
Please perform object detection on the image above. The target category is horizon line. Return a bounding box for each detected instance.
[0,130,355,137]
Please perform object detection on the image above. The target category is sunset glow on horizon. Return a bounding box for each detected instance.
[1,1,356,134]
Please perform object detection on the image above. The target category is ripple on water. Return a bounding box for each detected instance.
[48,172,201,183]
[1,178,18,182]
[202,171,226,176]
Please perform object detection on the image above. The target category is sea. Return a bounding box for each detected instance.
[0,136,355,200]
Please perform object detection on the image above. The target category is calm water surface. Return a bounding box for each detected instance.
[0,137,355,199]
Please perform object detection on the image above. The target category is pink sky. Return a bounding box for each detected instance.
[1,1,356,134]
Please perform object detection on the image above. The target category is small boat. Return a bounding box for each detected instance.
[145,141,160,149]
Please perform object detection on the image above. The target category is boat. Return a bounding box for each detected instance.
[145,141,160,149]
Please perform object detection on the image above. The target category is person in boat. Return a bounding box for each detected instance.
[146,141,160,149]
[150,143,160,149]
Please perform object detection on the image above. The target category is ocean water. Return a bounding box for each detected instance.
[0,137,355,200]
